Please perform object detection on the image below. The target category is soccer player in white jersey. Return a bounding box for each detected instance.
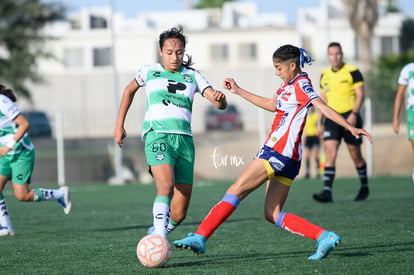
[113,26,227,238]
[393,62,414,183]
[0,85,71,237]
[173,44,372,260]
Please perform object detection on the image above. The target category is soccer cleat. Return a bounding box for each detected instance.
[0,226,15,237]
[313,190,333,203]
[308,231,341,260]
[354,187,369,201]
[58,186,72,215]
[173,233,206,254]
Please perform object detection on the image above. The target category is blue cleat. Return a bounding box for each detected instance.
[308,231,341,260]
[147,226,154,235]
[173,233,206,254]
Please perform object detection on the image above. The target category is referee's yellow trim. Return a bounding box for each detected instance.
[261,159,293,186]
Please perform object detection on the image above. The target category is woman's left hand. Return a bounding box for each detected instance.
[0,145,11,157]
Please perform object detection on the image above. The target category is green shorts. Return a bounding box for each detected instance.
[0,148,35,184]
[144,131,195,184]
[407,106,414,140]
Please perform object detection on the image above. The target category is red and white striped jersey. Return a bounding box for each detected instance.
[264,73,319,161]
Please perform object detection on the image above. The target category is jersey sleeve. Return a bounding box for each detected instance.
[193,70,212,95]
[297,77,319,107]
[350,69,364,88]
[398,64,410,86]
[135,65,150,87]
[0,95,20,120]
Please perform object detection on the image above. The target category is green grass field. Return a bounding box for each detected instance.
[1,176,413,274]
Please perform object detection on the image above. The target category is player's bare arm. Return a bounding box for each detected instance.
[393,84,406,134]
[0,114,30,156]
[114,79,140,147]
[223,78,276,112]
[313,98,373,143]
[203,87,227,110]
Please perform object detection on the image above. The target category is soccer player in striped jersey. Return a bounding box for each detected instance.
[173,44,372,260]
[114,26,227,238]
[0,85,71,237]
[393,62,414,183]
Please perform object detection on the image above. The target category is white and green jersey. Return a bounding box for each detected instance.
[0,95,34,154]
[398,62,414,109]
[136,64,211,139]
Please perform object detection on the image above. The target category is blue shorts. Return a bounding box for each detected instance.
[255,145,301,185]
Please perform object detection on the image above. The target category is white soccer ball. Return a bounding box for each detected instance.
[136,234,171,268]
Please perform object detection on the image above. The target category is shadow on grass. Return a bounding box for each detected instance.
[166,241,414,268]
[336,241,414,257]
[91,217,260,232]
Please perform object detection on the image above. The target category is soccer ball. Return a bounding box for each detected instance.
[136,234,171,268]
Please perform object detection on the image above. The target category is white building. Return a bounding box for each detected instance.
[23,0,408,137]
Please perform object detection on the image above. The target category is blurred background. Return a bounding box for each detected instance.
[0,0,413,184]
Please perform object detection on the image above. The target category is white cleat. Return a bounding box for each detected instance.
[58,186,72,215]
[0,227,15,237]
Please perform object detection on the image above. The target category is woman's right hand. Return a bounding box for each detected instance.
[114,127,127,148]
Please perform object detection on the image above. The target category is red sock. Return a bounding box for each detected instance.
[277,212,325,240]
[195,201,236,239]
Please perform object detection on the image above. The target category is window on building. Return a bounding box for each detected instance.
[93,47,112,67]
[210,44,229,62]
[64,48,84,68]
[238,43,257,61]
[380,36,397,56]
[90,15,107,29]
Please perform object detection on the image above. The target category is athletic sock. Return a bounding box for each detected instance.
[195,194,240,239]
[166,219,181,234]
[276,211,325,240]
[323,166,335,190]
[33,188,64,202]
[0,195,13,230]
[356,164,368,187]
[152,196,171,238]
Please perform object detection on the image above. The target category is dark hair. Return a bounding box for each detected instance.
[328,42,343,53]
[273,44,312,68]
[159,25,194,69]
[0,84,17,102]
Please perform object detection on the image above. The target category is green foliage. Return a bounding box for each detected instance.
[365,51,414,122]
[0,0,65,101]
[0,177,413,274]
[195,0,235,9]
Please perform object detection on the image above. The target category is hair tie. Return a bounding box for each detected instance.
[300,48,312,68]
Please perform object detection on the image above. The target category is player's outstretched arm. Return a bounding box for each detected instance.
[203,87,227,110]
[312,98,373,143]
[223,78,276,111]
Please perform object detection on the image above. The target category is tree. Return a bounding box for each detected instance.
[365,51,414,122]
[195,0,235,9]
[341,0,378,71]
[0,0,65,101]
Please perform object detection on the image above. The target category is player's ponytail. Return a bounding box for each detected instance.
[299,48,313,68]
[0,84,17,102]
